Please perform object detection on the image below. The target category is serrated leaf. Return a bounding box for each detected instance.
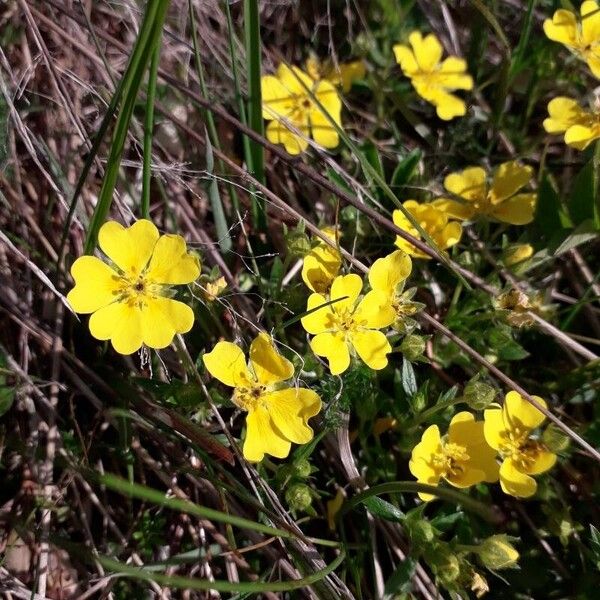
[383,557,416,597]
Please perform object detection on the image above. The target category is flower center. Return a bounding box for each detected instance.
[331,308,360,333]
[498,427,546,470]
[114,272,162,306]
[432,442,470,478]
[233,384,267,412]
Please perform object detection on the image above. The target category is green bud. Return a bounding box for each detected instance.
[293,459,312,479]
[400,334,427,361]
[463,377,496,411]
[406,517,436,546]
[285,483,313,512]
[476,535,519,570]
[285,230,311,258]
[428,545,461,585]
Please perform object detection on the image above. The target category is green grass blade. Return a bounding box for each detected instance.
[83,0,170,253]
[97,549,345,592]
[97,473,294,539]
[243,0,266,228]
[141,40,162,219]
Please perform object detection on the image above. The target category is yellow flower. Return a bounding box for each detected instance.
[301,227,342,293]
[544,1,600,78]
[203,332,321,462]
[67,220,200,355]
[301,273,395,375]
[410,412,499,501]
[543,96,600,150]
[484,391,557,498]
[392,201,462,259]
[433,162,537,225]
[305,54,366,92]
[261,64,342,155]
[393,31,473,120]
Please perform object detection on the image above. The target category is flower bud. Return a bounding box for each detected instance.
[464,377,496,411]
[286,230,311,258]
[285,483,313,512]
[542,423,570,453]
[503,244,533,266]
[293,459,312,479]
[428,545,460,585]
[400,334,427,361]
[476,535,519,570]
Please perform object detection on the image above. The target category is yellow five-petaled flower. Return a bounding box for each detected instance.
[261,64,342,155]
[433,161,537,225]
[484,391,557,498]
[393,31,473,120]
[203,332,321,462]
[410,412,500,501]
[301,273,395,375]
[393,201,463,259]
[543,96,600,150]
[544,1,600,78]
[67,219,200,355]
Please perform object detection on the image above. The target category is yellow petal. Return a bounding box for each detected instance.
[337,60,366,92]
[504,391,547,430]
[490,193,537,225]
[243,406,291,462]
[393,44,419,76]
[543,97,591,133]
[301,245,341,293]
[146,234,200,284]
[410,424,443,490]
[203,341,252,387]
[504,244,534,266]
[409,31,443,72]
[301,292,335,334]
[483,408,507,451]
[368,250,412,296]
[313,79,342,122]
[581,1,600,46]
[140,297,194,349]
[437,57,473,90]
[499,458,537,498]
[543,9,578,47]
[564,123,600,150]
[261,75,294,120]
[88,301,143,355]
[448,412,499,483]
[440,221,463,249]
[353,290,396,329]
[266,118,309,155]
[522,447,557,475]
[67,256,120,314]
[309,109,340,149]
[349,329,391,371]
[330,273,363,313]
[490,161,533,202]
[249,332,294,385]
[444,167,486,202]
[432,89,468,121]
[432,198,476,221]
[264,388,321,444]
[392,204,427,259]
[586,54,600,77]
[310,331,350,375]
[98,220,159,277]
[276,64,314,95]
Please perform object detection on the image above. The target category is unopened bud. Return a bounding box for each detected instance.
[476,535,519,570]
[286,231,311,258]
[542,423,570,453]
[293,459,312,479]
[400,334,427,361]
[503,244,533,267]
[464,377,496,410]
[285,483,313,512]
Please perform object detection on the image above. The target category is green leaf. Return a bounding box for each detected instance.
[383,558,416,597]
[569,159,598,226]
[534,174,569,236]
[553,220,599,256]
[590,525,600,569]
[362,142,384,178]
[205,131,232,252]
[0,386,15,417]
[401,357,417,397]
[390,148,421,190]
[362,496,404,522]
